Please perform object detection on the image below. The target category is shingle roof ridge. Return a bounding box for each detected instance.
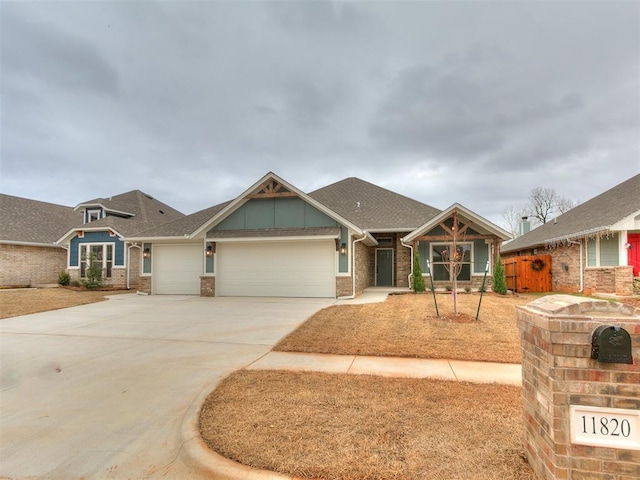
[129,200,232,237]
[502,173,640,252]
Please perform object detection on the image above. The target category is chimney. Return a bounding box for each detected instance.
[520,216,531,236]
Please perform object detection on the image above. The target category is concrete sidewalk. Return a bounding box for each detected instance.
[246,351,522,385]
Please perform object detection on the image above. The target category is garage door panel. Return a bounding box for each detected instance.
[217,241,335,297]
[154,244,202,295]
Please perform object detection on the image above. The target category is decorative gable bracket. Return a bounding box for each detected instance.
[247,179,298,199]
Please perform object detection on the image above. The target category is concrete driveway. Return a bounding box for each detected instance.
[0,294,334,479]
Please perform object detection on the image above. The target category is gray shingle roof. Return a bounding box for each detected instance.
[130,202,231,238]
[0,194,77,245]
[71,190,184,236]
[308,177,441,231]
[502,173,640,253]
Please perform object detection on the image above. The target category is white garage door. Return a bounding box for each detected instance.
[154,244,202,294]
[216,241,336,297]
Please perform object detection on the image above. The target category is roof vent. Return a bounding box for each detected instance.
[145,194,154,200]
[159,210,164,214]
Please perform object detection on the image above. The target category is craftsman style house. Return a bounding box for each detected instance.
[1,172,510,297]
[501,173,640,295]
[0,191,183,288]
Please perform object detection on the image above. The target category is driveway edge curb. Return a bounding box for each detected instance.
[180,377,293,480]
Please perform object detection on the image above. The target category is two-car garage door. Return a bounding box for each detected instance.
[152,241,336,297]
[216,241,336,297]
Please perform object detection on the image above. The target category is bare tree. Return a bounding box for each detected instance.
[502,187,580,237]
[528,187,557,224]
[501,204,527,238]
[441,211,468,316]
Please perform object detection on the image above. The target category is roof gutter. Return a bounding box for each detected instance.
[400,237,414,290]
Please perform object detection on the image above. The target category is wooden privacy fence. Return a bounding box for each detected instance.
[503,255,552,293]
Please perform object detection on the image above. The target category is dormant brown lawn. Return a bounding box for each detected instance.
[275,292,539,363]
[200,370,535,480]
[0,288,129,319]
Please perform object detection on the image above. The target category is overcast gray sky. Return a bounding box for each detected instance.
[2,0,639,228]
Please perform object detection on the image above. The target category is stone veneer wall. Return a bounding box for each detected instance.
[0,244,67,286]
[354,240,373,295]
[517,295,640,480]
[138,276,151,294]
[200,276,215,297]
[336,276,352,297]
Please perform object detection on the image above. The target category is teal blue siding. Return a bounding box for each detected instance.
[418,241,430,273]
[275,198,306,227]
[599,234,619,266]
[338,227,348,273]
[205,243,214,273]
[143,243,152,274]
[473,239,489,273]
[587,239,597,266]
[70,231,124,267]
[214,197,338,231]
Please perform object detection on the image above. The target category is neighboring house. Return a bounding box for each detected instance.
[55,190,184,289]
[501,173,640,295]
[127,172,510,297]
[0,194,77,286]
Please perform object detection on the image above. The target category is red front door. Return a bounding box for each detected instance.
[628,233,640,276]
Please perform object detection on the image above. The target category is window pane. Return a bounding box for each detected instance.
[432,264,449,281]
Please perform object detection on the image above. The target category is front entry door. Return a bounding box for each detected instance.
[628,233,640,276]
[376,249,393,286]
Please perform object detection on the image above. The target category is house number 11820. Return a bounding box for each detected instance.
[582,415,631,437]
[570,405,640,450]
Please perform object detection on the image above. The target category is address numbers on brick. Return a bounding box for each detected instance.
[570,405,640,451]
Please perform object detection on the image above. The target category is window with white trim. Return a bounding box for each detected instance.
[430,243,472,281]
[86,209,103,224]
[80,244,113,278]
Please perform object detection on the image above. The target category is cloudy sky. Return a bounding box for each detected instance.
[2,0,639,229]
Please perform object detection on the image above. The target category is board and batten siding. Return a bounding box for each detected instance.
[213,197,339,230]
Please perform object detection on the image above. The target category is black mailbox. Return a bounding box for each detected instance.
[590,325,633,364]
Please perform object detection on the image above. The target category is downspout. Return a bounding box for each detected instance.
[400,238,414,290]
[567,239,583,293]
[338,231,367,300]
[127,243,141,290]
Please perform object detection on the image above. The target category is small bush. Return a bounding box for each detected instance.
[82,253,103,290]
[493,257,508,295]
[464,287,471,293]
[412,249,426,292]
[445,285,452,292]
[58,271,70,286]
[70,280,81,287]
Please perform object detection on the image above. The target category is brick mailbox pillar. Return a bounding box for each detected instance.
[516,295,639,480]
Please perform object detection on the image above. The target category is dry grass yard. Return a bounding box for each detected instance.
[0,287,130,319]
[275,292,538,364]
[200,370,535,480]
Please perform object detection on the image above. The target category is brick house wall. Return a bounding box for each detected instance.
[354,239,373,295]
[517,295,640,480]
[504,243,634,295]
[0,244,67,286]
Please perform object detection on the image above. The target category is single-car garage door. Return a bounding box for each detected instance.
[216,241,336,297]
[154,244,202,294]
